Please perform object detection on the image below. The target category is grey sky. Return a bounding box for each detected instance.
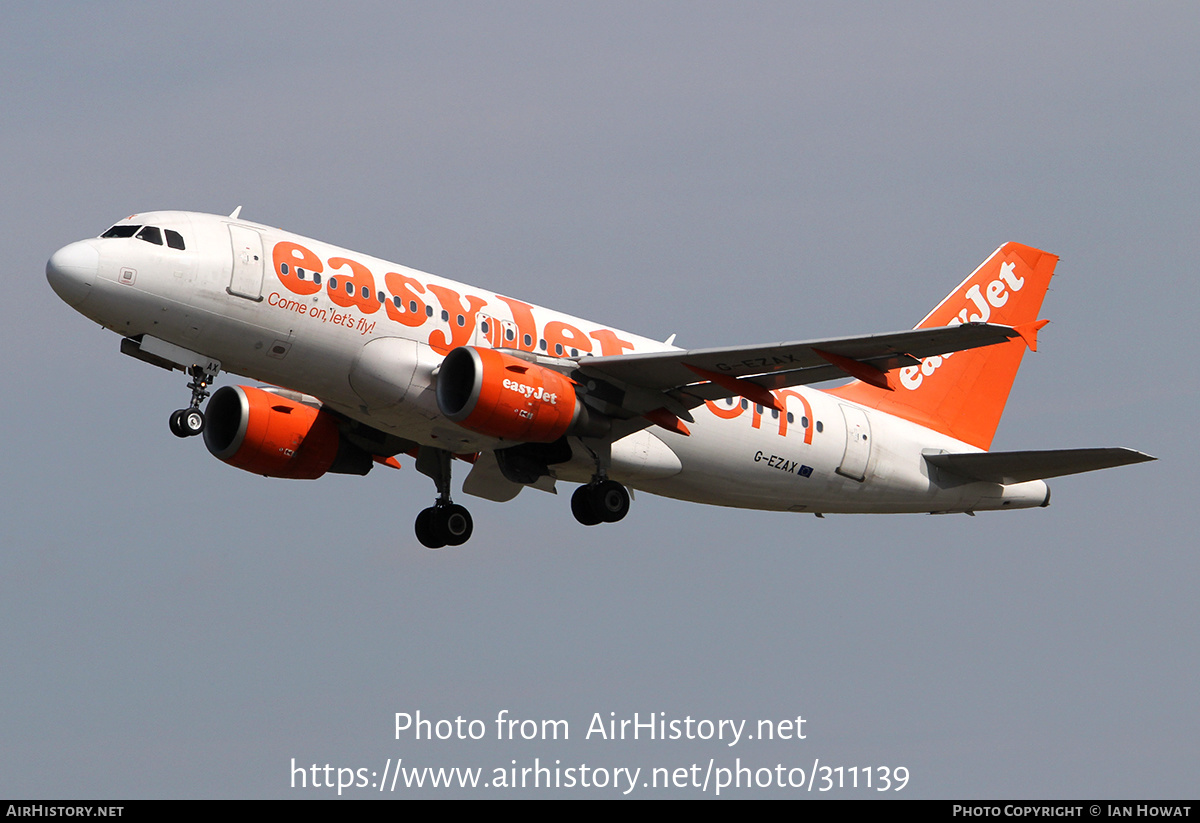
[2,2,1195,797]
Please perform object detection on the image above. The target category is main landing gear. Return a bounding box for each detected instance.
[571,479,631,526]
[571,440,631,527]
[414,447,474,549]
[414,503,473,550]
[169,364,218,438]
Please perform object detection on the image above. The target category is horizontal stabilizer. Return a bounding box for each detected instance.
[924,448,1156,485]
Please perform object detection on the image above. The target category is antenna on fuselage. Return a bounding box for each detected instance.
[229,206,243,219]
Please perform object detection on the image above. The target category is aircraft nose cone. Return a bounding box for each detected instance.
[46,240,99,307]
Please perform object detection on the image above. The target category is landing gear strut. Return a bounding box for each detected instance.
[414,447,474,549]
[571,479,631,526]
[169,363,218,438]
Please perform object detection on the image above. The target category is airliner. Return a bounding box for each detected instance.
[46,209,1154,548]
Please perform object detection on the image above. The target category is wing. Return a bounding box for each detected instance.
[572,322,1027,434]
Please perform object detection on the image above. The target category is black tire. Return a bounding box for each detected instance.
[571,485,603,526]
[182,408,205,436]
[438,504,474,546]
[415,507,446,549]
[169,410,188,438]
[593,480,631,523]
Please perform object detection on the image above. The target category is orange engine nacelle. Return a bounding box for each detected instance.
[203,385,372,479]
[436,346,594,442]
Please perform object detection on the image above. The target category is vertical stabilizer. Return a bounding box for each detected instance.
[828,243,1057,450]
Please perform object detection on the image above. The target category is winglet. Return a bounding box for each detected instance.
[1014,319,1049,352]
[644,407,691,436]
[812,349,894,391]
[229,205,243,219]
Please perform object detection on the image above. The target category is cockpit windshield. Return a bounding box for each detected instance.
[100,224,186,250]
[101,224,140,238]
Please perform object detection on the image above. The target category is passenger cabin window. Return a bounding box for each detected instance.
[101,225,140,238]
[164,229,186,250]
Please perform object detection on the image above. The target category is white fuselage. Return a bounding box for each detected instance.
[48,210,1048,515]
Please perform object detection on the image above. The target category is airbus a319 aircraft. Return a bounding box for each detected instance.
[47,210,1153,548]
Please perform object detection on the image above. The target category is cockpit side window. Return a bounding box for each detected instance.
[101,224,141,238]
[136,226,163,245]
[164,229,186,250]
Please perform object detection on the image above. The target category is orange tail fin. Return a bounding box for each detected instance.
[827,243,1058,450]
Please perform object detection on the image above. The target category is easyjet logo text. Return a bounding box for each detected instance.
[502,378,559,404]
[270,240,637,358]
[899,260,1026,391]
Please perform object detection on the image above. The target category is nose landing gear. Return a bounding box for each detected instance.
[169,364,219,438]
[169,407,205,438]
